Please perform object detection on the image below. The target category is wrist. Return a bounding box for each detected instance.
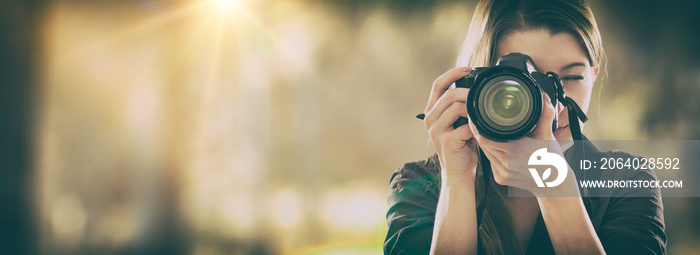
[537,194,581,208]
[440,164,476,188]
[531,167,580,197]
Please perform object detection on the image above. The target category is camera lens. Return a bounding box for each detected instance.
[462,54,551,142]
[492,84,524,119]
[478,76,534,131]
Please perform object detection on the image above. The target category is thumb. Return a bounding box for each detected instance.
[532,92,556,139]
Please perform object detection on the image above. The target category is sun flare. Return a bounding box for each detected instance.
[212,0,240,11]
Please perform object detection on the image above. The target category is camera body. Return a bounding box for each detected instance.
[452,53,561,142]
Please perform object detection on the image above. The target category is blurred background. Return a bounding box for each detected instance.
[1,0,699,254]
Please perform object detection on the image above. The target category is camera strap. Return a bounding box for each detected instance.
[547,72,594,211]
[546,72,588,141]
[561,96,588,140]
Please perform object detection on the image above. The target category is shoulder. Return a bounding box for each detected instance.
[388,154,441,202]
[574,140,666,253]
[385,155,442,255]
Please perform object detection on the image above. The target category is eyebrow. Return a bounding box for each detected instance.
[561,62,588,71]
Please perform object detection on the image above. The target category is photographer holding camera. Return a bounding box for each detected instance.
[384,0,666,254]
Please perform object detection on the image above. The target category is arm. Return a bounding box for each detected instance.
[597,195,665,254]
[596,161,666,254]
[384,158,479,255]
[423,67,480,254]
[537,182,606,254]
[387,67,485,254]
[539,161,667,254]
[532,156,667,255]
[384,164,440,255]
[474,93,606,253]
[430,168,477,255]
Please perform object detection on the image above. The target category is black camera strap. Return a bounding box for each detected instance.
[546,72,588,141]
[547,72,593,211]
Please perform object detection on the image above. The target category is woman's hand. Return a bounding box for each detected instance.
[424,67,479,181]
[426,68,481,255]
[470,93,568,195]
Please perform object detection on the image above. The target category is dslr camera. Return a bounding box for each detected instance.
[451,53,562,142]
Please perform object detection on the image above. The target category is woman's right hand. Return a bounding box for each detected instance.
[424,67,479,182]
[425,67,480,255]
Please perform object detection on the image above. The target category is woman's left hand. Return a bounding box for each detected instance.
[470,93,569,195]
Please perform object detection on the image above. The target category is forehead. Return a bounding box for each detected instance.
[495,29,590,71]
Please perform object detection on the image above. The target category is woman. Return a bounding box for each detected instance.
[384,0,666,254]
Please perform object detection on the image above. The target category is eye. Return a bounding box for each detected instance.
[561,75,584,82]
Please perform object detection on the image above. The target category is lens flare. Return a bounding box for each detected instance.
[212,0,240,12]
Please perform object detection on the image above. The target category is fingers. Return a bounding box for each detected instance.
[425,67,472,113]
[477,137,508,165]
[423,88,469,131]
[443,124,475,151]
[471,119,508,185]
[531,93,556,139]
[433,101,468,131]
[428,101,475,146]
[467,118,508,152]
[481,145,508,185]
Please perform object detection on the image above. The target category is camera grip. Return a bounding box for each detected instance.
[417,114,469,129]
[450,76,474,129]
[453,117,469,129]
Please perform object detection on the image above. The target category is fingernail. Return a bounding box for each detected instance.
[461,67,470,72]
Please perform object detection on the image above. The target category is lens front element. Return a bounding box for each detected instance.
[492,84,524,119]
[479,76,533,132]
[464,56,547,142]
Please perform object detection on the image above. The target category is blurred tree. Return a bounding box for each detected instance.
[598,0,700,139]
[0,0,45,254]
